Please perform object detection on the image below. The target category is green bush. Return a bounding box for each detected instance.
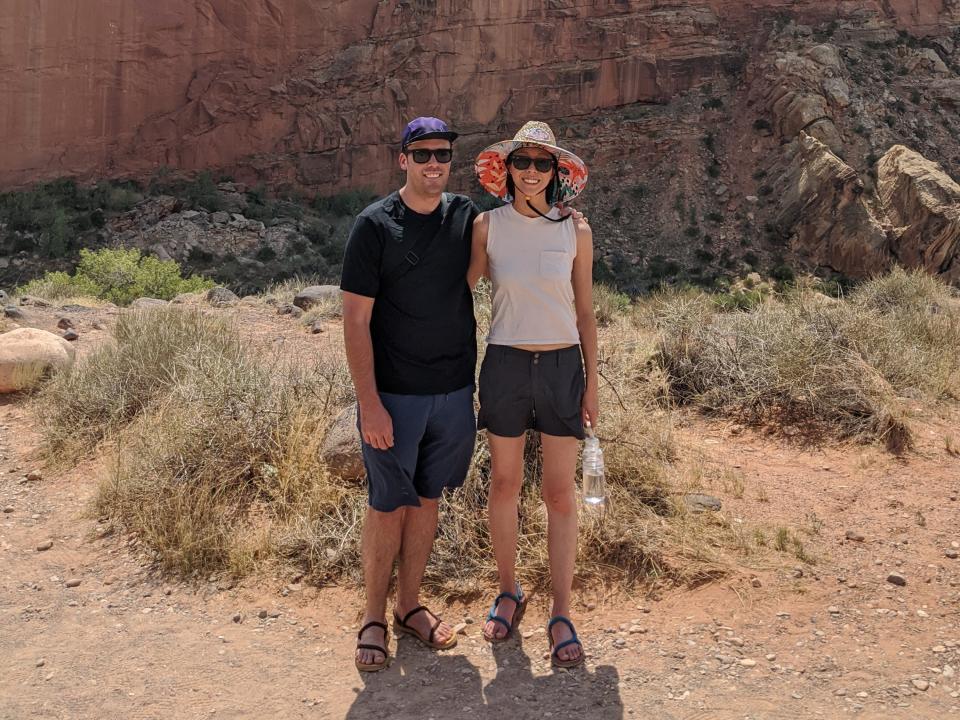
[19,248,214,305]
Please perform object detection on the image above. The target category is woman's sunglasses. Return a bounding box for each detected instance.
[509,155,555,173]
[406,148,453,164]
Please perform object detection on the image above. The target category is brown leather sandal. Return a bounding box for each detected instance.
[355,620,389,672]
[393,606,458,650]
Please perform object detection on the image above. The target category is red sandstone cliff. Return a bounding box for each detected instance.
[2,0,958,192]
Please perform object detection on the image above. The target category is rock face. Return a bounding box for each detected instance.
[0,328,76,393]
[772,133,892,279]
[877,145,960,285]
[2,1,958,193]
[320,405,364,484]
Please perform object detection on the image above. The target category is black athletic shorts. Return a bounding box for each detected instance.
[477,344,585,439]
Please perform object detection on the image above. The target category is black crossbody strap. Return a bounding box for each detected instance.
[381,193,451,287]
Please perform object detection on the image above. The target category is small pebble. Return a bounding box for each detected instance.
[886,572,907,587]
[911,679,929,691]
[946,549,958,559]
[845,530,865,542]
[740,659,757,667]
[65,578,81,588]
[232,613,242,623]
[36,540,53,552]
[35,659,45,668]
[2,506,13,513]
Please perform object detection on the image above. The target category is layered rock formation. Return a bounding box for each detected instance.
[2,0,958,192]
[2,1,959,290]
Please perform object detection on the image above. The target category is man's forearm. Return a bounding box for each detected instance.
[343,319,381,407]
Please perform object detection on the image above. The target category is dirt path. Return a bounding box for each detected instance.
[2,305,960,719]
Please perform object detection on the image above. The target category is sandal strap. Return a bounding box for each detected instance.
[357,620,388,639]
[486,613,512,631]
[551,637,582,657]
[356,643,387,657]
[399,605,430,627]
[547,615,576,636]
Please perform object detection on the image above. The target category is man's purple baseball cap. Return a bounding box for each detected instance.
[401,117,458,148]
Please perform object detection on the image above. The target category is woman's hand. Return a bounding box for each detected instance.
[581,384,599,429]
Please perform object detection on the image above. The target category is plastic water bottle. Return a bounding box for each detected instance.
[581,424,606,510]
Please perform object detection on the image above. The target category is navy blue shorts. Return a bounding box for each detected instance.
[358,384,476,512]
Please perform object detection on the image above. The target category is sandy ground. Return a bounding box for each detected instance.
[1,301,959,719]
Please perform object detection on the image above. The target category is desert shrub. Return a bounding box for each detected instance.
[20,248,214,305]
[844,268,960,400]
[593,283,631,326]
[311,189,378,217]
[654,289,913,450]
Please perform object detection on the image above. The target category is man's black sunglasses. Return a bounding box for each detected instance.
[509,155,555,173]
[406,148,453,164]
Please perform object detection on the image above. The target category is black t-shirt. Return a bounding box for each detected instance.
[340,191,478,395]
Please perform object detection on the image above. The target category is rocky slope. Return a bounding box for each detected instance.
[1,2,959,291]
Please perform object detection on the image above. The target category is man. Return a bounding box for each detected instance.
[341,117,478,672]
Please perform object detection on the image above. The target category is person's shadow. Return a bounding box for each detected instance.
[345,631,484,720]
[485,631,624,719]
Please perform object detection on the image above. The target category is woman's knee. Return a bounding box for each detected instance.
[541,480,576,515]
[489,471,523,501]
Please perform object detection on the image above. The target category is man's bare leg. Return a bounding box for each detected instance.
[357,506,405,666]
[394,497,453,645]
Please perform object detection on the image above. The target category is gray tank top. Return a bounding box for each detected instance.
[485,203,579,346]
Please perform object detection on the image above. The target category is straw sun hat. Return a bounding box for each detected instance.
[475,121,588,204]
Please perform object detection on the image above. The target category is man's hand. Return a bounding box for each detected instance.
[559,206,589,223]
[360,399,394,450]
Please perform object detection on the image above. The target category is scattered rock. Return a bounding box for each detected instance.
[65,578,81,588]
[683,493,722,513]
[92,321,107,331]
[946,548,958,559]
[36,540,53,551]
[62,329,79,341]
[277,304,304,319]
[845,530,865,542]
[2,506,13,513]
[740,658,757,667]
[4,305,24,319]
[911,679,929,691]
[129,298,169,310]
[453,622,468,635]
[56,318,74,330]
[750,577,762,588]
[310,321,325,334]
[35,658,45,668]
[886,572,907,587]
[232,613,242,623]
[257,609,269,619]
[26,470,41,482]
[293,285,340,310]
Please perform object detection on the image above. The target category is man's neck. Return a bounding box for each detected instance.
[399,185,443,214]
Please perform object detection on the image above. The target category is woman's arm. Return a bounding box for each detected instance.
[467,213,490,290]
[571,217,599,428]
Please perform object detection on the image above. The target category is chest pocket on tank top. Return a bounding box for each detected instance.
[539,250,570,278]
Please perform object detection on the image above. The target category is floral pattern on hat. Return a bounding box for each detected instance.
[474,121,589,204]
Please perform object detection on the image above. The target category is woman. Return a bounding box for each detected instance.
[468,121,598,668]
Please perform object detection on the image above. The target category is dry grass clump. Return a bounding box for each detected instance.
[844,268,960,400]
[35,307,245,455]
[654,285,914,451]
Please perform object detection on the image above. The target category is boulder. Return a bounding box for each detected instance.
[206,287,239,306]
[129,298,170,310]
[320,405,364,483]
[772,133,891,279]
[0,328,76,393]
[877,145,960,285]
[293,285,340,310]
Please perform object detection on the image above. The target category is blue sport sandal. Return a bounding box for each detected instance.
[548,615,585,668]
[484,584,527,643]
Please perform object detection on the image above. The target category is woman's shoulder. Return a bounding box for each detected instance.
[573,215,592,237]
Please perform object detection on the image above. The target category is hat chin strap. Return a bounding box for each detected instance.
[523,193,565,223]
